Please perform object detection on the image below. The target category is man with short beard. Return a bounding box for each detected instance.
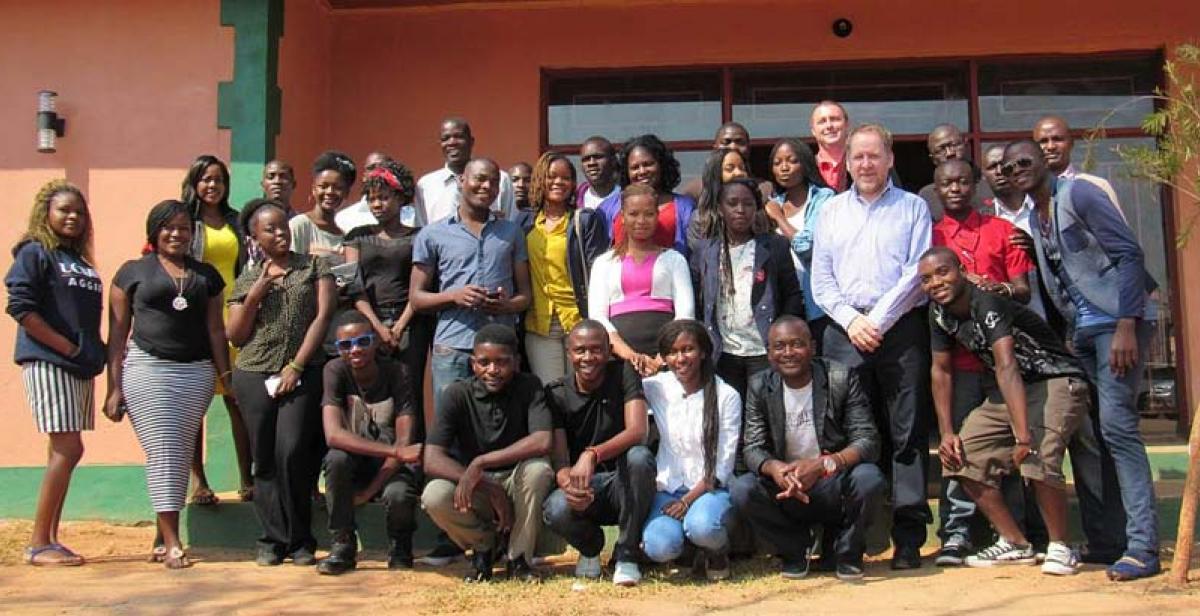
[917,124,993,221]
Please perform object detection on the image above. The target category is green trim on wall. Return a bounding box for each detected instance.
[217,0,283,209]
[0,466,151,522]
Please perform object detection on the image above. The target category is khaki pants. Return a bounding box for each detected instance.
[421,458,554,560]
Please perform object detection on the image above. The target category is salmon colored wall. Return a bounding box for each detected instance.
[0,1,232,466]
[323,0,1200,424]
[276,0,335,209]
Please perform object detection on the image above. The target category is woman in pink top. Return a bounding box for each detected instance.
[588,185,694,377]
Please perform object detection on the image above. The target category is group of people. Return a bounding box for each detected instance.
[7,102,1162,585]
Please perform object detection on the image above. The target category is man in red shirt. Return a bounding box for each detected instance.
[929,158,1034,567]
[810,101,850,192]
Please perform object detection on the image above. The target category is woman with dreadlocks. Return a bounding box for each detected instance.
[693,178,803,400]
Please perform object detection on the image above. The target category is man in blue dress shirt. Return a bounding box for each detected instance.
[810,123,933,570]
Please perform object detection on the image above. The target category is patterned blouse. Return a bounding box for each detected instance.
[229,252,332,372]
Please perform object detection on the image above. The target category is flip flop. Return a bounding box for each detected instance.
[148,544,167,563]
[24,544,84,566]
[190,487,220,506]
[164,546,192,570]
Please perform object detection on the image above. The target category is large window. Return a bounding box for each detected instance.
[543,51,1181,427]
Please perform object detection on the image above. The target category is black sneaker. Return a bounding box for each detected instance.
[464,549,495,583]
[387,536,414,570]
[705,552,731,582]
[317,533,357,575]
[836,560,865,582]
[418,538,464,567]
[935,536,970,567]
[255,544,283,567]
[890,545,922,570]
[781,555,810,580]
[506,555,541,582]
[290,547,317,567]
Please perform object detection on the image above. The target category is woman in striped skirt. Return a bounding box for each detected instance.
[5,180,104,566]
[104,200,232,569]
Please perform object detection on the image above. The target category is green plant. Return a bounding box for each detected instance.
[1087,43,1200,247]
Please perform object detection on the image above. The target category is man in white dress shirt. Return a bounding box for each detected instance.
[810,123,933,570]
[415,117,514,226]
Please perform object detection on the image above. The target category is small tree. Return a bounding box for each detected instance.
[1088,43,1200,586]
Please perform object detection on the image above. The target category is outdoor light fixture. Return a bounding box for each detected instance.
[37,90,66,154]
[832,18,853,38]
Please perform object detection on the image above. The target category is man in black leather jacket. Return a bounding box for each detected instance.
[730,316,884,581]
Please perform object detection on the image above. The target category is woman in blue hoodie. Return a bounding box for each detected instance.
[5,180,104,566]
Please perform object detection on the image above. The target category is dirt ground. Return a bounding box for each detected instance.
[2,520,1199,615]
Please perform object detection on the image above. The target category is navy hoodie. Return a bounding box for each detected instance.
[5,240,105,378]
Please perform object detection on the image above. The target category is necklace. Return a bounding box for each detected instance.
[172,268,189,311]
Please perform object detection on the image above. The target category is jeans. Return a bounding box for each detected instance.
[938,370,990,545]
[1073,320,1159,555]
[542,445,656,563]
[642,489,734,562]
[323,449,419,540]
[715,353,770,402]
[430,344,472,418]
[731,464,885,562]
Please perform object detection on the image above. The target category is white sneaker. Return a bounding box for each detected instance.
[612,561,642,586]
[575,554,602,579]
[1041,542,1081,576]
[965,539,1037,567]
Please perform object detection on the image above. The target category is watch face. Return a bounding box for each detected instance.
[823,456,837,472]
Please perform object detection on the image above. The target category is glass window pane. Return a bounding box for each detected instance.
[732,65,969,138]
[978,55,1158,131]
[548,72,722,145]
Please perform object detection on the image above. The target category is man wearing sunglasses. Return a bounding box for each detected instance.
[1002,140,1161,582]
[917,124,993,222]
[421,323,554,583]
[316,311,424,575]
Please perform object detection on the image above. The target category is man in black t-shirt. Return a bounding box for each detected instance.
[316,312,423,576]
[421,324,554,583]
[541,320,655,586]
[920,247,1089,575]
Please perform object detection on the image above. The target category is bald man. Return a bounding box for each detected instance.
[916,124,993,221]
[1032,116,1125,221]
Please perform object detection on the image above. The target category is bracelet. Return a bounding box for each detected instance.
[584,446,601,462]
[286,360,304,373]
[1001,282,1015,297]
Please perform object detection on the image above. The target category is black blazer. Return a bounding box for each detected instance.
[741,358,879,475]
[692,233,803,358]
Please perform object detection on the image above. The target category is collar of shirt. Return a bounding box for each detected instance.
[1060,164,1078,180]
[447,208,499,227]
[534,209,568,233]
[469,376,504,401]
[816,147,843,168]
[936,208,983,237]
[848,179,897,206]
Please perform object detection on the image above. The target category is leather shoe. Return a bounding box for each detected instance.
[891,545,922,570]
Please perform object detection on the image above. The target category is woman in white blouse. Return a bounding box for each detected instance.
[641,319,742,581]
[588,185,694,377]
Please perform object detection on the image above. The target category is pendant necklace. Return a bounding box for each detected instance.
[172,268,189,311]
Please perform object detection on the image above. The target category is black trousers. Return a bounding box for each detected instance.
[822,308,933,550]
[323,449,419,540]
[233,367,324,555]
[731,464,885,562]
[716,352,770,402]
[542,445,657,563]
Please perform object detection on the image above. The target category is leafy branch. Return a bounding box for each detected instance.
[1085,44,1200,247]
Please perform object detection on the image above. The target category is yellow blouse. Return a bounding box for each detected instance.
[525,211,580,336]
[203,222,239,308]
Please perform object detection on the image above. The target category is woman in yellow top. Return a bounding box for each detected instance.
[514,152,609,384]
[181,155,254,505]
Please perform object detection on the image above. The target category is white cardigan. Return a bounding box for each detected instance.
[586,248,695,332]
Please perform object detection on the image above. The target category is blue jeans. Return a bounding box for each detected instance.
[642,489,733,562]
[1073,321,1159,555]
[430,344,472,418]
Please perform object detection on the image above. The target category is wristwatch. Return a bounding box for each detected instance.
[821,455,839,477]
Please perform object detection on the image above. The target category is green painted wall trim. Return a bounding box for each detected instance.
[0,466,151,523]
[217,0,283,209]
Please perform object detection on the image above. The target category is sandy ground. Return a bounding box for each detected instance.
[2,520,1199,615]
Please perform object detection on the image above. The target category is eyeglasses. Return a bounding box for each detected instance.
[999,158,1035,177]
[335,334,376,352]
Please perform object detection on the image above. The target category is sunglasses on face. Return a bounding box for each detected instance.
[335,334,375,352]
[999,158,1035,176]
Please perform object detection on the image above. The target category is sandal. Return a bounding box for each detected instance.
[1106,554,1161,581]
[238,486,255,503]
[190,487,220,507]
[24,544,85,566]
[148,544,167,563]
[164,546,192,570]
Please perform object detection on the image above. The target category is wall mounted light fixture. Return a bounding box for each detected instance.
[37,90,66,154]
